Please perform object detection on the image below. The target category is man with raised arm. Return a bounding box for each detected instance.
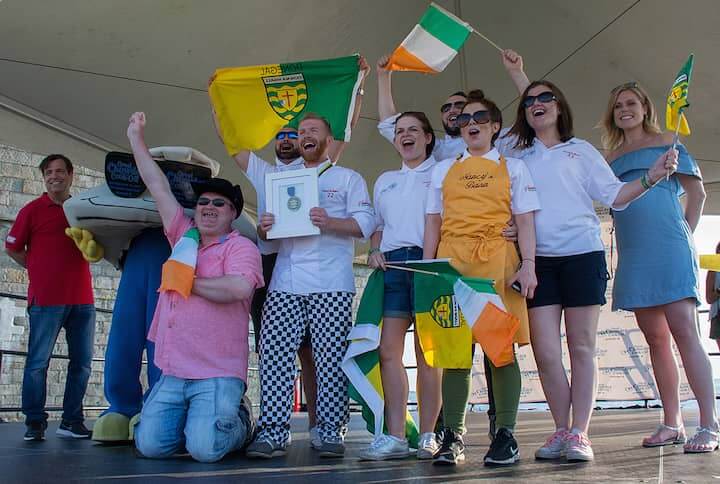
[126,112,263,463]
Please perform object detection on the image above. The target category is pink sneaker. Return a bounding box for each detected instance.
[535,429,569,460]
[565,432,594,462]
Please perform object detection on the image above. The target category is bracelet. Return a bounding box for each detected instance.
[640,172,652,190]
[368,248,381,256]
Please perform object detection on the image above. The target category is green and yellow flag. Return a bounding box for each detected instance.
[209,55,362,154]
[342,270,419,447]
[666,54,694,136]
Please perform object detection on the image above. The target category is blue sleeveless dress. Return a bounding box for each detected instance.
[610,145,700,310]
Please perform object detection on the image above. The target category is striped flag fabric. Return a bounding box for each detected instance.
[386,2,472,74]
[158,227,200,299]
[342,270,419,447]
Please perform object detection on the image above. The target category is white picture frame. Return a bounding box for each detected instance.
[265,167,321,239]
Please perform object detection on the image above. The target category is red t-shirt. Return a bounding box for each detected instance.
[5,193,93,306]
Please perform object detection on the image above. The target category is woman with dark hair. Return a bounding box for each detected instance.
[360,111,443,461]
[601,82,717,453]
[424,90,540,466]
[499,50,679,461]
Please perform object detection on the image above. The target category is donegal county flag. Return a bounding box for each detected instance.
[342,270,419,447]
[158,228,199,299]
[209,55,362,153]
[387,3,472,73]
[666,54,694,136]
[410,261,473,368]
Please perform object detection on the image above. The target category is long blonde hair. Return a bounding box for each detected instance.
[600,82,661,151]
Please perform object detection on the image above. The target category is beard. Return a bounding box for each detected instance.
[300,137,328,163]
[442,120,461,137]
[275,145,301,161]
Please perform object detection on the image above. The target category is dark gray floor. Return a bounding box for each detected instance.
[1,409,718,483]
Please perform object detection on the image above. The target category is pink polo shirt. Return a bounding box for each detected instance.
[148,207,263,382]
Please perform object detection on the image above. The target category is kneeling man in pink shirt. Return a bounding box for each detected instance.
[127,112,263,463]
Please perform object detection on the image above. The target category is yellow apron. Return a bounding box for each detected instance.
[437,154,530,346]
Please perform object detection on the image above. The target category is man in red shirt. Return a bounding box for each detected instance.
[5,154,96,442]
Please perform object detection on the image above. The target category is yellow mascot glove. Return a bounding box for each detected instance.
[65,227,105,263]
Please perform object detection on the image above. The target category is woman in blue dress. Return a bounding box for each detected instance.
[601,82,718,453]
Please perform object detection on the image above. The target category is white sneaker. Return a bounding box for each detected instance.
[309,426,321,450]
[535,429,569,460]
[565,431,594,462]
[416,432,440,460]
[359,434,410,461]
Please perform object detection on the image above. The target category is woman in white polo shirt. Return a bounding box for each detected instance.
[360,111,442,461]
[499,50,679,462]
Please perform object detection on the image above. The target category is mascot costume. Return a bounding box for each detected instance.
[64,147,256,442]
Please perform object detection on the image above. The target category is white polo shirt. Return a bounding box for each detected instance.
[378,114,467,162]
[373,155,436,253]
[496,129,627,257]
[426,148,540,216]
[245,153,304,255]
[270,160,376,295]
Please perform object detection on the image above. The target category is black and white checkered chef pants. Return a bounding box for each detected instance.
[256,290,353,445]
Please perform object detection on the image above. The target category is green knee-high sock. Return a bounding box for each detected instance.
[442,368,471,434]
[489,357,521,432]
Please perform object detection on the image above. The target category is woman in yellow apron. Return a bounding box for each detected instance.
[424,90,539,466]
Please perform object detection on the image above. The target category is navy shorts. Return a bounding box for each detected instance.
[528,251,610,309]
[383,246,423,319]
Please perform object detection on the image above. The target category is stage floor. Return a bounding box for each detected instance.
[1,408,718,483]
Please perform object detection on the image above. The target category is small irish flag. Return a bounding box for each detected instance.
[387,3,472,74]
[159,228,199,299]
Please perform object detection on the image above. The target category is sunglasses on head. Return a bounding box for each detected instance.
[521,91,557,108]
[611,81,639,93]
[276,131,298,141]
[456,110,491,128]
[197,197,228,208]
[440,101,466,113]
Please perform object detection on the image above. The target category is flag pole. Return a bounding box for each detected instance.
[470,29,503,52]
[385,264,440,276]
[667,110,683,181]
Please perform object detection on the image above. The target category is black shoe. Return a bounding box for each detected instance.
[484,427,520,466]
[56,420,92,439]
[24,422,46,441]
[432,428,465,466]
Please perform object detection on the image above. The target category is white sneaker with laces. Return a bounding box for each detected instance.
[359,434,410,461]
[535,429,569,459]
[565,431,594,461]
[416,432,440,460]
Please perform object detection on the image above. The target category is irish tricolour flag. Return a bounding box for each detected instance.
[387,3,472,74]
[159,227,199,299]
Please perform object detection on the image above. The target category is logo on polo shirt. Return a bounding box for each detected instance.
[379,182,398,195]
[564,150,581,159]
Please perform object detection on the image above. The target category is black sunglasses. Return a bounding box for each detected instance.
[521,91,557,108]
[276,131,298,140]
[456,110,491,128]
[197,197,228,208]
[440,101,466,113]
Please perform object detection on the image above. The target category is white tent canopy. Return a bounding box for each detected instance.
[1,0,718,214]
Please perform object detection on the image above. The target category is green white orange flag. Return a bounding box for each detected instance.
[158,227,199,299]
[666,54,694,136]
[342,270,419,447]
[386,3,472,74]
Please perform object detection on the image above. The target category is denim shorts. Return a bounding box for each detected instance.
[383,246,423,319]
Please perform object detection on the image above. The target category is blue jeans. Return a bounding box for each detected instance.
[134,375,250,463]
[22,304,96,425]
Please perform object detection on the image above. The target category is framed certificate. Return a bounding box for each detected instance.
[265,167,321,239]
